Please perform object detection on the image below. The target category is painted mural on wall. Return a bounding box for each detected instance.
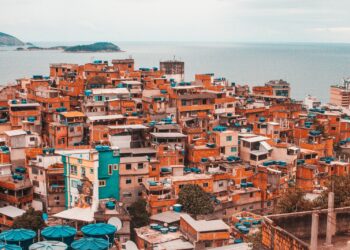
[75,177,93,208]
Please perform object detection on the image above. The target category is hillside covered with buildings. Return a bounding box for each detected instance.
[0,58,349,249]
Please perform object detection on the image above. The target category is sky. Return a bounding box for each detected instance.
[1,0,350,43]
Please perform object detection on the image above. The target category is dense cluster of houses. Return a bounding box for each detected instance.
[0,58,349,249]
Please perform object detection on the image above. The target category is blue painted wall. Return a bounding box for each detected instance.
[97,147,120,201]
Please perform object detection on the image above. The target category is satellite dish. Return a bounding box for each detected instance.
[108,217,122,231]
[124,240,138,250]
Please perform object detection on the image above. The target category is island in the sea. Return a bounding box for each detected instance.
[15,42,121,53]
[64,42,121,52]
[0,32,26,46]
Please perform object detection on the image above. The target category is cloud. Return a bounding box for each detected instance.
[1,0,350,42]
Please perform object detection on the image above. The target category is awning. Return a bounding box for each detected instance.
[53,207,95,222]
[260,141,272,151]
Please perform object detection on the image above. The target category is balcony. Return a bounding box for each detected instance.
[0,178,32,190]
[178,104,214,112]
[0,192,33,204]
[182,126,203,134]
[48,185,65,193]
[147,194,177,208]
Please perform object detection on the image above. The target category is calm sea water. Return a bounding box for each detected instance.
[1,41,350,102]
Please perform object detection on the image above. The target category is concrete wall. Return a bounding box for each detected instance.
[262,207,350,249]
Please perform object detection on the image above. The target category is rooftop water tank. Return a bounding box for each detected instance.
[0,243,22,250]
[81,223,117,245]
[41,225,76,247]
[71,238,109,250]
[0,229,36,250]
[105,201,115,210]
[173,204,182,212]
[29,241,67,250]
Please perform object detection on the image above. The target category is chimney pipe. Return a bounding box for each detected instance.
[310,211,319,250]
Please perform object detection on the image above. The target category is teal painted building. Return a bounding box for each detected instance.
[61,146,120,211]
[96,145,120,200]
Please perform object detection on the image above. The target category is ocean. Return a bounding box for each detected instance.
[1,41,350,102]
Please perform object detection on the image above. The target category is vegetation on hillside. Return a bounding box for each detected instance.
[64,42,120,52]
[0,32,25,46]
[277,175,350,214]
[129,199,150,239]
[13,207,45,231]
[177,184,214,217]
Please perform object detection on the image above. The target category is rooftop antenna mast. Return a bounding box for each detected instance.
[343,77,350,90]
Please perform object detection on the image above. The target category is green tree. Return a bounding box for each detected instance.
[315,175,350,208]
[246,230,264,250]
[177,184,214,217]
[129,199,150,239]
[12,207,45,231]
[276,188,313,213]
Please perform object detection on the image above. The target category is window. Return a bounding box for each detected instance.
[138,163,144,169]
[32,180,39,187]
[250,193,253,198]
[99,180,106,187]
[219,181,224,187]
[30,137,36,141]
[231,147,237,152]
[138,177,143,183]
[81,167,86,177]
[108,165,113,175]
[258,154,268,161]
[204,241,212,248]
[70,165,77,175]
[32,167,39,175]
[113,164,118,170]
[181,100,187,106]
[71,180,79,188]
[226,136,232,142]
[70,127,74,132]
[90,168,94,174]
[203,183,208,187]
[78,159,82,164]
[123,192,132,198]
[179,184,184,189]
[126,164,132,170]
[126,179,132,184]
